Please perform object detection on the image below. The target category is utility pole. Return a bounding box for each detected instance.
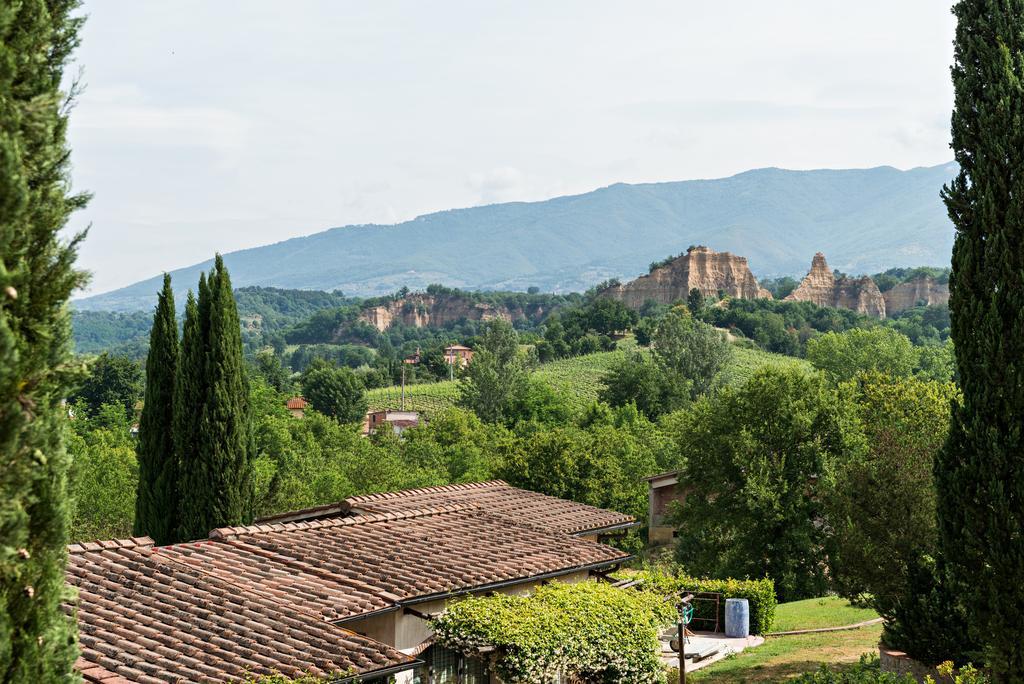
[401,347,420,411]
[678,593,693,684]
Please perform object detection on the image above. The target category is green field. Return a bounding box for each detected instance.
[366,342,813,417]
[690,597,881,683]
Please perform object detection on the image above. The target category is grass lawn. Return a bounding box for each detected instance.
[691,597,881,683]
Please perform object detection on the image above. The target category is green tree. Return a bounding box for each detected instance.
[687,287,705,314]
[252,348,292,393]
[599,352,671,419]
[826,373,969,663]
[0,1,88,679]
[806,328,917,383]
[458,319,527,423]
[652,308,731,400]
[937,0,1024,675]
[670,367,861,601]
[133,275,179,544]
[301,365,368,424]
[175,257,254,542]
[67,352,143,419]
[69,404,139,543]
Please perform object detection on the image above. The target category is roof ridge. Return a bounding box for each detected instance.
[67,536,154,554]
[210,503,479,540]
[345,479,509,505]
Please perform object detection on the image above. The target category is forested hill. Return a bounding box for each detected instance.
[76,163,957,312]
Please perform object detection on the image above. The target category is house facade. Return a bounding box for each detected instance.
[70,481,636,683]
[646,470,686,546]
[444,344,473,368]
[366,409,422,435]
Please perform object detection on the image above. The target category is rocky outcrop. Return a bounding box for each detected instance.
[603,246,772,310]
[882,276,949,315]
[359,294,514,332]
[786,252,886,318]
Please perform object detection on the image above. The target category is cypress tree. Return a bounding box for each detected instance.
[0,1,87,680]
[173,290,203,541]
[938,0,1024,676]
[133,275,178,544]
[175,258,253,541]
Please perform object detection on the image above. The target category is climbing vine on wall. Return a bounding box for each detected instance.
[431,582,675,684]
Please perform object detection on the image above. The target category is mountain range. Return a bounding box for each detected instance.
[75,162,958,312]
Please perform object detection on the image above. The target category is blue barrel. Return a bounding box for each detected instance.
[725,598,750,638]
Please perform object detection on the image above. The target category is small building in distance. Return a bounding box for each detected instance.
[366,409,421,436]
[444,344,473,368]
[285,396,308,418]
[646,470,687,546]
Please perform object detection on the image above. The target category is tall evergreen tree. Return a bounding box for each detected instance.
[0,1,87,680]
[175,258,254,541]
[133,275,179,544]
[938,1,1024,677]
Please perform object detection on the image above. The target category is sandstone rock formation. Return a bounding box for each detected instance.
[602,246,772,310]
[785,252,887,318]
[359,294,514,332]
[882,276,950,315]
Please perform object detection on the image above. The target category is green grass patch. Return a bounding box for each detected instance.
[690,598,881,683]
[769,597,879,633]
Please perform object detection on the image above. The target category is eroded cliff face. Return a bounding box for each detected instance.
[882,276,950,315]
[785,252,887,318]
[359,294,514,332]
[603,246,772,310]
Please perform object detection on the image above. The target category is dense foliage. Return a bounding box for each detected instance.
[826,374,969,663]
[937,0,1024,677]
[0,1,88,679]
[669,366,862,602]
[457,319,529,424]
[66,352,143,419]
[299,363,367,424]
[600,310,730,418]
[431,582,674,684]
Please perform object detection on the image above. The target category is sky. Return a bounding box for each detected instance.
[67,1,957,296]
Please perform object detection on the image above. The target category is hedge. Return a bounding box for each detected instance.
[431,582,675,684]
[626,569,777,635]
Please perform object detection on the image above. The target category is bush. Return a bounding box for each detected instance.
[628,569,777,635]
[431,582,673,684]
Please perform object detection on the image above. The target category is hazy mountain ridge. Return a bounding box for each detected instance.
[76,163,958,312]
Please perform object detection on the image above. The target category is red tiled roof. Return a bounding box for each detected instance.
[67,537,413,683]
[345,480,637,535]
[285,397,308,410]
[203,504,628,621]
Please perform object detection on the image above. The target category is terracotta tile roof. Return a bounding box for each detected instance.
[345,480,637,535]
[285,397,308,410]
[202,505,629,621]
[67,537,414,683]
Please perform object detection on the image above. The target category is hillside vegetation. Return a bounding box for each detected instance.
[367,343,812,416]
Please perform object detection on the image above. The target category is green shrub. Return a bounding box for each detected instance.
[627,569,777,635]
[431,582,673,684]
